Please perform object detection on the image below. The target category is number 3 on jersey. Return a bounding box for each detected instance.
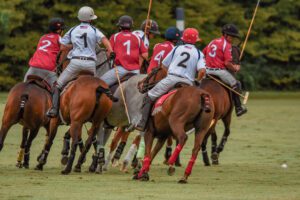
[208,44,217,58]
[123,40,131,55]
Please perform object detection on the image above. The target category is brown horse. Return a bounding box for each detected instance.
[0,77,52,168]
[135,68,215,183]
[200,77,233,165]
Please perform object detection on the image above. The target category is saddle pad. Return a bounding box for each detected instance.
[152,90,177,116]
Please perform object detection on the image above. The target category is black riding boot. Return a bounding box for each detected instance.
[46,86,61,118]
[232,84,247,117]
[136,95,154,131]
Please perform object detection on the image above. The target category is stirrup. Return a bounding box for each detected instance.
[236,107,247,117]
[46,108,58,118]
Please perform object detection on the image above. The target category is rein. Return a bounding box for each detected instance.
[140,67,161,93]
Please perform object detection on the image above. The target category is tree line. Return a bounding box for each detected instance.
[0,0,299,91]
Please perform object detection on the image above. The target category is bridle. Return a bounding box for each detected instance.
[140,67,162,93]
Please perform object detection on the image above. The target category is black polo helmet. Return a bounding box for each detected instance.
[222,24,240,38]
[117,15,133,29]
[49,18,66,32]
[141,19,160,35]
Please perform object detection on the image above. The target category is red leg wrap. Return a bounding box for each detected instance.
[168,144,183,165]
[185,155,197,176]
[138,156,151,178]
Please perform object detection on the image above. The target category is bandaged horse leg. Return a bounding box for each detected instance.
[122,134,141,171]
[175,140,182,167]
[168,121,187,176]
[113,129,129,167]
[95,126,112,172]
[215,114,231,164]
[130,135,141,169]
[61,122,82,174]
[74,125,99,173]
[109,128,122,166]
[163,136,173,165]
[179,128,207,184]
[61,130,71,165]
[35,118,59,171]
[23,128,39,169]
[136,129,154,181]
[201,133,211,166]
[136,135,145,170]
[16,128,28,168]
[211,128,219,165]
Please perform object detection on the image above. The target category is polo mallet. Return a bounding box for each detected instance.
[112,61,131,124]
[144,0,153,37]
[207,74,250,105]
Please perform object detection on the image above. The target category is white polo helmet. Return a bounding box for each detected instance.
[78,6,97,21]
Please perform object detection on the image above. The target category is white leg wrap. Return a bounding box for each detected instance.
[123,144,137,163]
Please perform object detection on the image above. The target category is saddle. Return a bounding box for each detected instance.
[26,75,52,93]
[109,73,136,94]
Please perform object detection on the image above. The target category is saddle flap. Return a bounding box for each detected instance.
[152,90,177,116]
[27,75,52,93]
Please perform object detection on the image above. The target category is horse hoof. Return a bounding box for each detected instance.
[139,172,150,181]
[16,162,23,168]
[178,178,188,184]
[61,169,71,175]
[132,174,139,180]
[89,165,96,173]
[95,166,103,174]
[211,152,219,164]
[34,164,43,171]
[73,166,81,173]
[175,162,182,167]
[167,166,176,176]
[23,163,29,169]
[61,156,68,165]
[204,162,211,166]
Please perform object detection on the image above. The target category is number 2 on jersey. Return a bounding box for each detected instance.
[178,52,190,68]
[123,40,131,55]
[38,40,51,52]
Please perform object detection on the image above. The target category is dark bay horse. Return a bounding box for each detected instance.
[135,68,215,183]
[0,79,52,168]
[200,77,233,165]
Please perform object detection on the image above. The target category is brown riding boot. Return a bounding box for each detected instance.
[135,95,154,131]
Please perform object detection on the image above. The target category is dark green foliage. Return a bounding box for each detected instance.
[0,0,299,91]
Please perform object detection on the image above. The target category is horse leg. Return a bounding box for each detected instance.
[175,140,182,167]
[216,115,232,163]
[97,127,112,172]
[74,125,98,173]
[163,136,173,165]
[61,129,71,165]
[130,135,141,169]
[113,131,130,167]
[111,128,126,167]
[168,121,187,176]
[211,128,219,165]
[122,135,141,172]
[201,130,211,166]
[178,129,207,184]
[151,137,167,162]
[16,127,29,168]
[61,121,81,174]
[35,118,59,171]
[23,128,39,169]
[135,129,154,181]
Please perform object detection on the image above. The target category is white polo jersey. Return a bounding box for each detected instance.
[132,30,149,48]
[61,22,105,60]
[162,44,206,81]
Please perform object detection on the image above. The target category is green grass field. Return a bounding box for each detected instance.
[0,92,299,200]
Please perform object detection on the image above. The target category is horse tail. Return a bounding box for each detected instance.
[19,93,29,119]
[95,86,118,103]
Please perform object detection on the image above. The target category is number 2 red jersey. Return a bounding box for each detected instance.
[110,30,148,71]
[29,33,61,71]
[202,36,232,69]
[147,41,174,74]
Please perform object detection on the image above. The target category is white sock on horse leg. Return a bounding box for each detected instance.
[104,152,113,168]
[123,144,137,163]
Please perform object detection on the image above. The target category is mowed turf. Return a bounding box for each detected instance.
[0,92,299,200]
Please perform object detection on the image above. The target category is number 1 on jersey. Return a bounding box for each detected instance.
[80,33,88,48]
[123,40,131,55]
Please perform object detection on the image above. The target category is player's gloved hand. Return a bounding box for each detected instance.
[109,52,116,60]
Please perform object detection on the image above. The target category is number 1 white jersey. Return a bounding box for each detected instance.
[162,44,206,81]
[61,22,105,60]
